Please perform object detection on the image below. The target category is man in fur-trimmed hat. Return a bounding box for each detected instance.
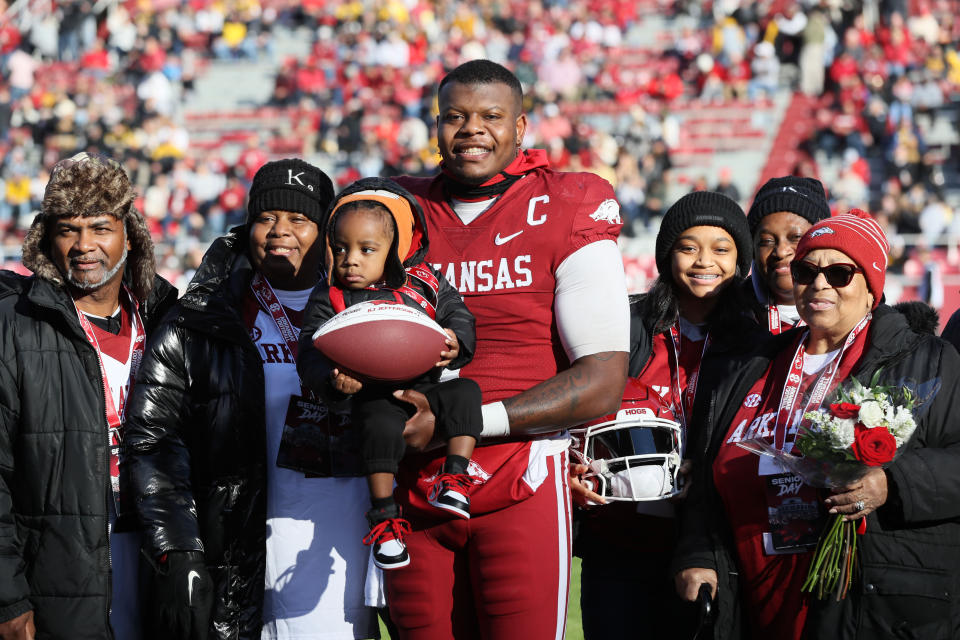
[0,152,177,639]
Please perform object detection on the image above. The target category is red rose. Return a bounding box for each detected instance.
[830,402,861,419]
[852,423,897,466]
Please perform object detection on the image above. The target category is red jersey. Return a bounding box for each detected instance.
[713,328,868,640]
[394,166,621,514]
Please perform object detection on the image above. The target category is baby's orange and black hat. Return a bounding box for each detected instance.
[323,177,429,289]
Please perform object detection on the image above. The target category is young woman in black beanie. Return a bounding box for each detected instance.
[574,190,762,638]
[745,176,831,333]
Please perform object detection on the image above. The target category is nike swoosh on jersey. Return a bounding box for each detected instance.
[494,230,524,245]
[188,570,200,606]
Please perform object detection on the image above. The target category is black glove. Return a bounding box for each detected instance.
[148,551,213,640]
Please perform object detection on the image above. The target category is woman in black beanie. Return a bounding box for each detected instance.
[575,190,762,638]
[629,190,762,442]
[125,159,388,639]
[645,190,756,335]
[745,176,831,333]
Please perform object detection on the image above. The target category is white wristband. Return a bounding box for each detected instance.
[480,401,511,438]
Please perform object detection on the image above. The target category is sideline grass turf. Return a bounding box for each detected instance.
[376,557,585,639]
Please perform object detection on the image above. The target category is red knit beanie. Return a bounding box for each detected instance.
[793,209,889,309]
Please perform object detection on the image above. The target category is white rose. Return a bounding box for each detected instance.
[858,401,885,428]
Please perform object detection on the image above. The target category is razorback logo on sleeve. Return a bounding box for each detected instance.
[589,198,621,225]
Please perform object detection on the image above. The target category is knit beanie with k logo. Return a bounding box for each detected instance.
[246,158,335,227]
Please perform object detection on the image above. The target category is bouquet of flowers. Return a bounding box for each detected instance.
[738,373,921,600]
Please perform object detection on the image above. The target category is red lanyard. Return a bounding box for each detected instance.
[250,273,319,400]
[74,287,146,512]
[73,287,145,433]
[773,314,870,451]
[768,304,806,335]
[668,323,711,430]
[250,272,301,358]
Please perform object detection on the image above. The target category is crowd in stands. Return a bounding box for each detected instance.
[797,1,960,273]
[0,0,958,292]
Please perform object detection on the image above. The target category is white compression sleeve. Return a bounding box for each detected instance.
[479,240,629,438]
[554,240,630,362]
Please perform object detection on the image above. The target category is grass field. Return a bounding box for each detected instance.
[378,557,585,639]
[566,557,584,639]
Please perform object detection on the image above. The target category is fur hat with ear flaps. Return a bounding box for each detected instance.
[22,152,157,302]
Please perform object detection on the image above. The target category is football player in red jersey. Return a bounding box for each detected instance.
[386,60,630,639]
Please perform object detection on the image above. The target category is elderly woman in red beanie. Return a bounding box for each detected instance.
[673,209,960,640]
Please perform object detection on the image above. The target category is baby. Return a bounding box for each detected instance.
[298,178,481,570]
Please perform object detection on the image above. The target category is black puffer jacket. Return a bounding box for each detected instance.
[674,305,960,640]
[124,231,284,640]
[0,272,176,639]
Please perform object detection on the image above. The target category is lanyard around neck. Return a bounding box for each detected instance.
[767,304,806,335]
[773,313,870,451]
[250,272,301,358]
[668,322,711,430]
[72,287,145,431]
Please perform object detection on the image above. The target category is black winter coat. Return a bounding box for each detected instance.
[0,272,177,639]
[940,306,960,353]
[674,305,960,640]
[124,232,303,640]
[625,292,762,381]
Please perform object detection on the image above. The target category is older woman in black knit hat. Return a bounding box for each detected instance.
[574,191,763,639]
[124,160,387,640]
[746,176,832,334]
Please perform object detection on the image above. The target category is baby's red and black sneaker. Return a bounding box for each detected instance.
[363,504,412,570]
[427,473,480,519]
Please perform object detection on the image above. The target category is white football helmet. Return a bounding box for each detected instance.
[570,379,683,502]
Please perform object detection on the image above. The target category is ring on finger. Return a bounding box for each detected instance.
[854,499,865,512]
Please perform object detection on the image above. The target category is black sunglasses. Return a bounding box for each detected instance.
[790,261,863,287]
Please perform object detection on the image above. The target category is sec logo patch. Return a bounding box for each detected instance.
[743,394,762,408]
[250,326,262,342]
